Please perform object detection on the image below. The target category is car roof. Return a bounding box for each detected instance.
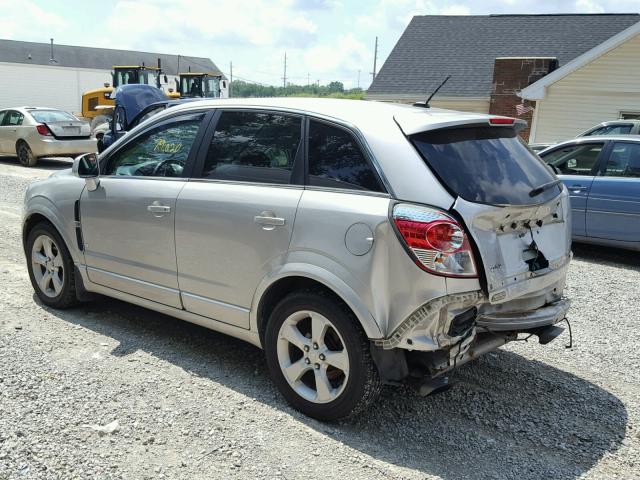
[151,97,521,136]
[539,134,640,154]
[593,119,640,126]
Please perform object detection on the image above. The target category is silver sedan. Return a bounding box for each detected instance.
[0,107,97,166]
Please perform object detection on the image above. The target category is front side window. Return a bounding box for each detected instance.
[104,114,204,177]
[307,120,384,192]
[200,111,302,184]
[603,142,640,178]
[543,143,604,175]
[585,124,633,136]
[0,111,6,125]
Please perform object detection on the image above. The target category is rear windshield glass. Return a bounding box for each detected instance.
[30,110,76,123]
[411,127,560,205]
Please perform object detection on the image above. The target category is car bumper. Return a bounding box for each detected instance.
[30,138,98,158]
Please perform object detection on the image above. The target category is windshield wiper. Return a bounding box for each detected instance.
[529,179,562,198]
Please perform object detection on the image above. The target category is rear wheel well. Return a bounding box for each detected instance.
[16,138,28,150]
[257,276,358,344]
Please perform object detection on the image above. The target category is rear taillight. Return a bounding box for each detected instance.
[36,124,52,136]
[392,204,477,278]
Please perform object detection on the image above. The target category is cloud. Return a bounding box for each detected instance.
[574,0,605,13]
[0,0,68,40]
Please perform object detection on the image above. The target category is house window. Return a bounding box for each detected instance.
[620,111,640,120]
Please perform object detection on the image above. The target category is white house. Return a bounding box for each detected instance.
[520,20,640,144]
[0,39,227,115]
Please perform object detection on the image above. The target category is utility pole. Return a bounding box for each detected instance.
[357,70,361,89]
[282,52,287,89]
[229,61,233,97]
[371,36,378,82]
[307,73,310,86]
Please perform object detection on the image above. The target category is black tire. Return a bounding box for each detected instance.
[17,141,37,167]
[25,221,78,309]
[264,291,382,421]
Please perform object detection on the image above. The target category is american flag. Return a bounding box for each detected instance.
[515,103,534,116]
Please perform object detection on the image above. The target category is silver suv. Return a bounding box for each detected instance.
[22,98,572,420]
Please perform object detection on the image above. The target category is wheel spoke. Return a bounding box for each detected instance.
[314,368,334,402]
[38,272,52,292]
[51,271,63,294]
[52,254,63,268]
[282,358,310,384]
[32,252,48,266]
[280,323,310,351]
[311,313,330,345]
[324,350,349,373]
[42,237,54,259]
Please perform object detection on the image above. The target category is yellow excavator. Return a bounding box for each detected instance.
[81,65,165,119]
[169,72,223,99]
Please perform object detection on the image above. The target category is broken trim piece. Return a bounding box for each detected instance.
[374,291,484,350]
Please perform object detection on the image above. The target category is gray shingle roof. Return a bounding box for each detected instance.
[368,14,640,98]
[0,39,225,78]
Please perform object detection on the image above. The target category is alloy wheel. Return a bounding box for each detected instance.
[276,310,350,404]
[31,234,64,298]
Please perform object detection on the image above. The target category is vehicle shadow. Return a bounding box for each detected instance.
[0,156,73,170]
[43,295,627,480]
[572,242,640,269]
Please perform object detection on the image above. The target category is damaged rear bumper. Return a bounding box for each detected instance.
[477,298,570,331]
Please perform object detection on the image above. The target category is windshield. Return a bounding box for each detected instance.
[30,110,77,123]
[411,127,560,205]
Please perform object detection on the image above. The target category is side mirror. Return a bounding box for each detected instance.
[73,153,100,191]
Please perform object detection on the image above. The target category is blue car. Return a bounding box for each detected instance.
[539,135,640,251]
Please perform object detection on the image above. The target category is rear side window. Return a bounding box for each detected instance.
[411,127,559,205]
[2,110,23,126]
[604,142,640,177]
[201,111,302,184]
[308,120,384,192]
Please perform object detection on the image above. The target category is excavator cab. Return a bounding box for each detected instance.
[112,66,162,88]
[177,73,222,98]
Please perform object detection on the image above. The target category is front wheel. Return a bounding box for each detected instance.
[264,291,381,421]
[26,222,78,309]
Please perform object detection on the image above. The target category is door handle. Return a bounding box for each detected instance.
[568,184,588,192]
[147,204,171,213]
[254,215,285,226]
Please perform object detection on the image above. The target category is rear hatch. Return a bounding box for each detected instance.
[403,118,571,304]
[29,109,91,139]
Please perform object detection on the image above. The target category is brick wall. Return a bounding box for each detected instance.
[489,57,557,141]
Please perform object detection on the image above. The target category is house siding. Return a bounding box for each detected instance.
[532,31,640,143]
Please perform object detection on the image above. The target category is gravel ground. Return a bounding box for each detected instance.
[1,157,639,480]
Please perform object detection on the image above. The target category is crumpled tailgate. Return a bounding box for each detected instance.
[454,189,572,304]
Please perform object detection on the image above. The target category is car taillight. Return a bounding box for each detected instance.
[36,124,52,136]
[392,203,477,278]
